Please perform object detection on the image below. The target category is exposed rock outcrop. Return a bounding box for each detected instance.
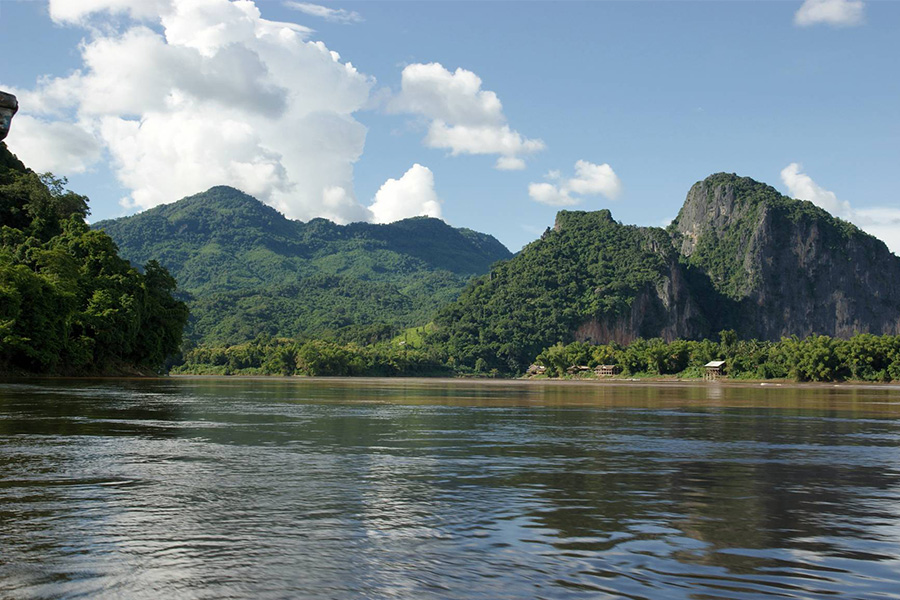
[574,258,707,345]
[0,91,17,141]
[672,173,900,339]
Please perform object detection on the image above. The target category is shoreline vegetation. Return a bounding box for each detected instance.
[166,331,900,384]
[0,142,188,376]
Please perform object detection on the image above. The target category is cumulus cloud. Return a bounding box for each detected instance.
[9,116,104,174]
[567,160,622,198]
[389,62,544,170]
[795,0,865,27]
[6,0,374,223]
[368,164,442,224]
[528,182,576,207]
[853,208,900,256]
[781,163,899,255]
[284,2,362,24]
[529,160,622,207]
[781,162,850,216]
[495,156,526,171]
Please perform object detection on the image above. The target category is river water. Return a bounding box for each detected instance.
[2,378,900,599]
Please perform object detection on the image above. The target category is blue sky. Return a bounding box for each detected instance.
[1,0,898,252]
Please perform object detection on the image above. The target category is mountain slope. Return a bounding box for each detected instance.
[432,173,900,371]
[94,186,512,344]
[671,173,900,339]
[431,210,710,371]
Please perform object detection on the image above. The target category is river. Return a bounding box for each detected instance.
[2,378,900,599]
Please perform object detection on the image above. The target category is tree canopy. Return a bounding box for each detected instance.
[0,143,188,375]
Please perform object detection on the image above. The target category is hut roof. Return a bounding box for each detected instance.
[705,360,726,368]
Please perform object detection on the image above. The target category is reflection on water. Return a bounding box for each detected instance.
[2,378,900,599]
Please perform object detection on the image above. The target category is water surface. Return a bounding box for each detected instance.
[2,378,900,599]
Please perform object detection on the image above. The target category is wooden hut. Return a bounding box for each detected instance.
[526,364,547,376]
[594,365,619,377]
[704,360,726,380]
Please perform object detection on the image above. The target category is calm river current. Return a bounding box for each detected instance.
[2,378,900,599]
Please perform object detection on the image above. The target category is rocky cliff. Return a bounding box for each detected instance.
[433,173,900,371]
[672,173,900,339]
[0,92,17,141]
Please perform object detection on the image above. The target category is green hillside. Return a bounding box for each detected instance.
[0,142,187,375]
[94,186,512,345]
[429,209,697,372]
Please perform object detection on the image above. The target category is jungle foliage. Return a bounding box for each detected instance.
[535,332,900,382]
[175,330,900,383]
[174,334,451,377]
[0,143,188,375]
[94,186,512,345]
[428,210,683,373]
[429,174,900,375]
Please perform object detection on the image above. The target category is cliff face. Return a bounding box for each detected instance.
[673,173,900,339]
[573,257,707,345]
[435,172,900,370]
[0,92,17,141]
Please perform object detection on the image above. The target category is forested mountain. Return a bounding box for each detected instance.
[0,142,188,375]
[432,173,900,372]
[94,186,512,344]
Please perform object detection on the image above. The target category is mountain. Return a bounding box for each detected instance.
[671,173,900,340]
[431,173,900,371]
[94,186,512,344]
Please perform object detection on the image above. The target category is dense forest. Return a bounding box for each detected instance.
[94,186,512,345]
[0,143,188,375]
[534,333,900,382]
[173,331,900,383]
[428,209,691,373]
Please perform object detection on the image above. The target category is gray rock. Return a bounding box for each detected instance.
[673,173,900,339]
[0,91,18,141]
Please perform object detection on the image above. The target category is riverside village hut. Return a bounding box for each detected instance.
[704,360,726,381]
[595,365,619,377]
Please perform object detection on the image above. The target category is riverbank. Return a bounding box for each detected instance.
[165,374,900,390]
[6,372,900,392]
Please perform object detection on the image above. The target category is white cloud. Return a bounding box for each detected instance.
[566,160,622,199]
[495,156,526,171]
[9,0,374,223]
[853,208,900,256]
[781,163,899,255]
[781,162,850,216]
[528,182,576,207]
[8,115,103,174]
[545,169,561,180]
[368,164,442,224]
[284,2,362,24]
[795,0,865,27]
[529,160,622,207]
[49,0,173,24]
[425,122,544,157]
[390,62,543,170]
